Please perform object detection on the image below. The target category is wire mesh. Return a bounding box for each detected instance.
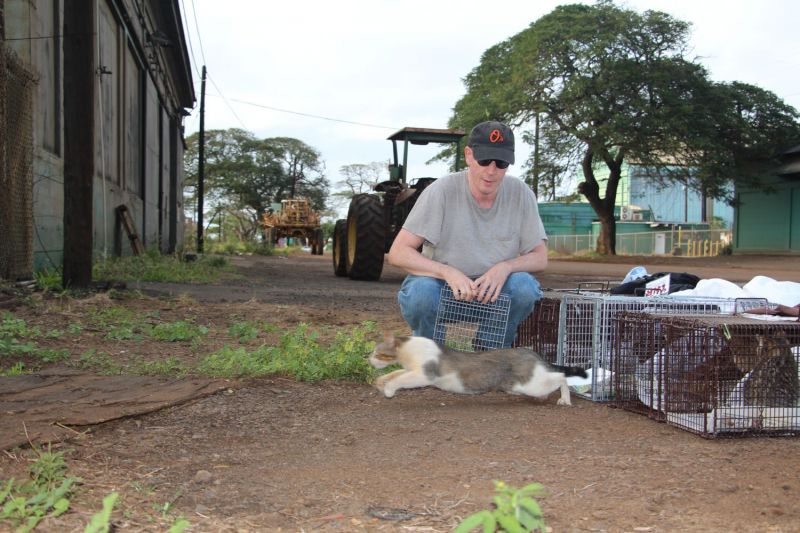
[513,293,563,363]
[556,294,768,402]
[0,44,36,280]
[618,315,800,438]
[433,285,511,352]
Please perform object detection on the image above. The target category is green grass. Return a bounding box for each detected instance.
[198,321,378,381]
[0,313,70,365]
[75,349,123,375]
[0,445,79,532]
[149,321,208,342]
[227,320,277,343]
[93,250,232,283]
[131,357,188,376]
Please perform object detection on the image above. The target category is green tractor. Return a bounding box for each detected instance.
[332,127,466,281]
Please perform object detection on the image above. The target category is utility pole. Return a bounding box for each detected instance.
[197,65,207,253]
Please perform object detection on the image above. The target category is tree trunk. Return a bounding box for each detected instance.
[577,148,621,255]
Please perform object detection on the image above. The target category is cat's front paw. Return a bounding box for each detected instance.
[382,385,396,398]
[557,397,572,406]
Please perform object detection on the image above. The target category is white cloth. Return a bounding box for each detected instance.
[669,275,800,307]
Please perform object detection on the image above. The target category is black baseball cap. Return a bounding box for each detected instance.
[468,121,515,165]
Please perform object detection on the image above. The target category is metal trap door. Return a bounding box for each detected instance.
[433,285,511,351]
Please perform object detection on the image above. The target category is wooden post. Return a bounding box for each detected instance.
[62,2,95,287]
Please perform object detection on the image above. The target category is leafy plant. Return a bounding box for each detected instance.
[83,491,118,533]
[0,313,69,364]
[75,349,123,375]
[0,445,79,532]
[33,268,63,292]
[150,321,208,342]
[455,481,547,533]
[132,357,187,376]
[1,362,27,376]
[94,252,232,283]
[198,321,378,381]
[228,321,261,343]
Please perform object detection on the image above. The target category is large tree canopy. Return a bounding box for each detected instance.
[449,1,800,254]
[184,129,329,241]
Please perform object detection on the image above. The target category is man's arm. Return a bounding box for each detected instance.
[387,229,478,300]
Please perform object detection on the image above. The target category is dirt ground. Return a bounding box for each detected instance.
[2,252,800,532]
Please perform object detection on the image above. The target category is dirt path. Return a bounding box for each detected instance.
[2,252,799,532]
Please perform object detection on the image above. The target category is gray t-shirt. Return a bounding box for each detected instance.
[402,170,547,277]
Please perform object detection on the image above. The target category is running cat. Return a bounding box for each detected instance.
[369,333,588,405]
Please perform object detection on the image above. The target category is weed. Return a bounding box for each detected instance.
[197,321,377,381]
[28,445,68,490]
[455,480,547,533]
[87,306,151,341]
[0,445,79,532]
[150,321,208,342]
[84,492,118,533]
[33,268,63,292]
[94,252,232,283]
[1,362,27,376]
[75,349,124,375]
[0,313,69,364]
[1,313,40,339]
[228,321,260,343]
[132,357,187,376]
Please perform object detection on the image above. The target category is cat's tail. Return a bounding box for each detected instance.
[551,364,588,379]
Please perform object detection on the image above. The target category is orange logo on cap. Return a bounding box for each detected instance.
[489,129,504,143]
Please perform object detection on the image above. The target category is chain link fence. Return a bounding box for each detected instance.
[0,43,37,280]
[549,228,732,257]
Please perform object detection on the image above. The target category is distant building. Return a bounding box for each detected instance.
[1,1,195,279]
[597,162,733,228]
[733,144,800,254]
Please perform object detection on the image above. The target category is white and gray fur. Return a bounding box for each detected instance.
[370,333,588,405]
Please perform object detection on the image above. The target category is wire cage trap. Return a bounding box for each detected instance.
[550,294,768,402]
[432,285,511,352]
[513,293,563,363]
[614,314,800,437]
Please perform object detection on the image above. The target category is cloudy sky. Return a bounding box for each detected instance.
[180,0,800,205]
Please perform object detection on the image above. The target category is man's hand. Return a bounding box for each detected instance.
[444,267,477,302]
[474,261,512,304]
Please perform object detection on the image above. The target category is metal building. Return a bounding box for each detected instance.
[1,0,195,280]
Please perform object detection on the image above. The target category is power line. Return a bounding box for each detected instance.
[206,73,248,131]
[188,0,208,66]
[179,0,201,83]
[226,97,398,130]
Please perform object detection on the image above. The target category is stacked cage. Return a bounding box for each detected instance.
[544,294,766,401]
[615,314,800,437]
[433,285,511,352]
[513,293,563,363]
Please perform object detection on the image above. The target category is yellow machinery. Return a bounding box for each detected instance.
[262,198,324,254]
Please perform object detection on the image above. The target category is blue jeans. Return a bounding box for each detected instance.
[397,273,543,348]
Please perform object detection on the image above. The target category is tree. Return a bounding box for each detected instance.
[264,137,329,212]
[329,162,388,214]
[448,1,800,254]
[184,129,329,242]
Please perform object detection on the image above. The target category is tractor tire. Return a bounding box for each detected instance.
[313,228,324,255]
[332,219,348,276]
[346,194,386,281]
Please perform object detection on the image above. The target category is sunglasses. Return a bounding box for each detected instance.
[477,159,510,169]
